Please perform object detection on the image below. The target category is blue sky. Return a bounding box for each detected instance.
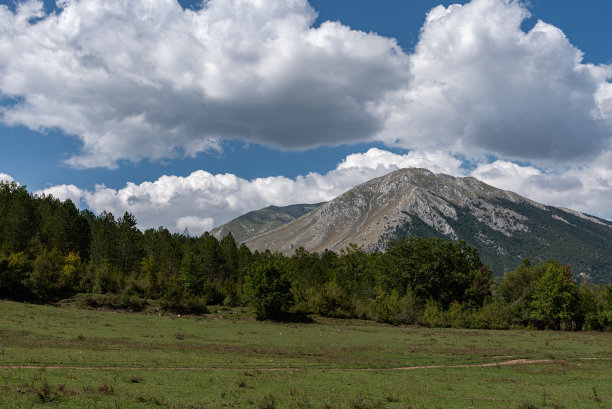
[1,0,612,234]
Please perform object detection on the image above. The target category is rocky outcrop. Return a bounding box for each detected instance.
[245,168,534,253]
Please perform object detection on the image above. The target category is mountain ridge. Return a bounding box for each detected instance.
[237,168,612,282]
[210,202,324,243]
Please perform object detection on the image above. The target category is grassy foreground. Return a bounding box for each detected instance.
[0,300,610,408]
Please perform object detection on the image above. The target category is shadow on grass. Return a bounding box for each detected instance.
[257,311,315,324]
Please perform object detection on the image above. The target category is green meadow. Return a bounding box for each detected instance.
[1,300,610,409]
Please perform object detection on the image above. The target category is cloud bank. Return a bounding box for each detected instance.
[35,148,464,235]
[35,148,612,236]
[1,0,611,169]
[472,154,612,220]
[0,0,406,168]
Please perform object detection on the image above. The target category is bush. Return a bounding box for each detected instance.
[312,281,353,318]
[91,265,122,295]
[29,248,65,300]
[421,299,446,327]
[75,293,148,312]
[160,295,209,315]
[244,264,294,320]
[0,252,30,300]
[61,251,86,292]
[368,289,420,325]
[443,301,472,328]
[471,302,512,329]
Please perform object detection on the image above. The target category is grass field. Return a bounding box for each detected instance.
[0,300,611,408]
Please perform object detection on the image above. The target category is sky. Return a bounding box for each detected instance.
[1,0,612,236]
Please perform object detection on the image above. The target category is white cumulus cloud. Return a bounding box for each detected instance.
[5,0,612,224]
[2,0,611,169]
[34,184,84,205]
[33,147,612,235]
[337,148,464,175]
[0,173,15,183]
[176,216,215,237]
[35,148,465,233]
[472,156,612,219]
[0,0,407,168]
[375,0,612,163]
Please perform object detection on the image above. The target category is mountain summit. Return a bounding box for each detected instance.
[242,168,612,281]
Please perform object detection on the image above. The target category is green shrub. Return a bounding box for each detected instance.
[244,264,294,320]
[91,265,121,295]
[313,281,353,318]
[160,295,209,314]
[0,252,30,300]
[472,301,512,329]
[368,289,420,325]
[29,248,65,300]
[443,301,471,328]
[75,293,148,312]
[421,299,446,327]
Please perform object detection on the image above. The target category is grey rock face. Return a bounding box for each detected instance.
[240,168,612,281]
[245,168,534,253]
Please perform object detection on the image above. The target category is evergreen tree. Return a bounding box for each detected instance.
[180,241,204,296]
[219,233,239,276]
[116,212,142,276]
[29,248,65,300]
[0,182,37,254]
[89,211,118,270]
[37,196,91,258]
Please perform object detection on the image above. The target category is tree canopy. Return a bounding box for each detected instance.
[0,181,610,330]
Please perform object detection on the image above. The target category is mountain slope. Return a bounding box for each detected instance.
[245,168,612,282]
[211,203,324,243]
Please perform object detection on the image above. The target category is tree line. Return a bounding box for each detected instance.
[1,181,611,330]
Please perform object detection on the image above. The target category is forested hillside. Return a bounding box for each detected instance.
[388,197,612,283]
[1,181,611,331]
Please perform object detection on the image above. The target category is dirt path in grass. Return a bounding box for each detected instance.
[2,357,609,371]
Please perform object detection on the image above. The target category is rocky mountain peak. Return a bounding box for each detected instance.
[213,167,612,280]
[245,168,534,254]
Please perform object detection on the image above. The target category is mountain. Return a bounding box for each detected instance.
[244,168,612,282]
[211,203,324,243]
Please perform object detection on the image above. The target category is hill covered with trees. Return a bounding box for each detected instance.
[1,181,611,331]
